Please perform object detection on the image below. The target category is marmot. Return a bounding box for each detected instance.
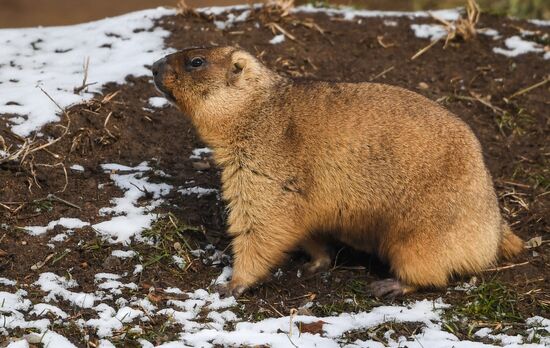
[152,46,524,298]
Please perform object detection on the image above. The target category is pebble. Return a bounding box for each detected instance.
[417,82,429,89]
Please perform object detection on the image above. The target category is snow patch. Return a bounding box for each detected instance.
[148,96,169,108]
[92,162,172,244]
[213,10,250,30]
[269,34,286,44]
[189,147,213,159]
[24,217,89,236]
[294,5,460,21]
[35,272,97,308]
[29,303,68,319]
[0,277,17,286]
[493,36,544,57]
[111,250,137,259]
[178,186,218,197]
[0,8,176,137]
[529,19,550,26]
[410,24,447,40]
[70,164,85,172]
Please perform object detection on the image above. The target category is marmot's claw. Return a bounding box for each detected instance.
[369,279,405,299]
[216,283,247,298]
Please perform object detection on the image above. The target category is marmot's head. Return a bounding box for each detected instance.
[152,46,280,122]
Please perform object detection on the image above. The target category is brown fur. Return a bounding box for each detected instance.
[152,46,524,297]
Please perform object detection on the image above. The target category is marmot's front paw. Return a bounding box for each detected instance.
[216,282,247,298]
[303,257,331,275]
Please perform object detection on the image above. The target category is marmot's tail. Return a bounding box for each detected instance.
[499,223,524,260]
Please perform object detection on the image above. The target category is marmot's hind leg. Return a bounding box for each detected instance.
[301,237,331,275]
[370,227,453,298]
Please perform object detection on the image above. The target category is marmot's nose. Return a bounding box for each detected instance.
[152,57,167,77]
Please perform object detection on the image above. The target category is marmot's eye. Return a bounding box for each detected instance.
[190,57,204,68]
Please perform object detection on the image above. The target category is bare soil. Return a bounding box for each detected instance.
[0,5,548,346]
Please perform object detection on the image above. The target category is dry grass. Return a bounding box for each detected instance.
[436,0,481,47]
[268,0,295,17]
[176,0,195,16]
[0,88,71,194]
[412,0,481,59]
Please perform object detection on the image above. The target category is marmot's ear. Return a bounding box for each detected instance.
[227,51,250,85]
[233,58,246,75]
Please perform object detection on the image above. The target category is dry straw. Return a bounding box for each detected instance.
[412,0,481,60]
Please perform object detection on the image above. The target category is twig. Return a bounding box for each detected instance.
[0,202,14,212]
[377,35,395,48]
[31,253,56,270]
[287,308,299,348]
[411,38,441,60]
[46,193,82,210]
[370,66,395,81]
[266,22,299,43]
[267,302,285,317]
[484,261,530,272]
[35,163,69,193]
[508,77,549,99]
[496,180,531,189]
[73,57,97,94]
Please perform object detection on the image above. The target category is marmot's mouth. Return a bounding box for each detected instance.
[153,81,176,104]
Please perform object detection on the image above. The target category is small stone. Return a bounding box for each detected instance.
[102,255,122,270]
[21,241,27,245]
[418,82,429,90]
[192,161,211,170]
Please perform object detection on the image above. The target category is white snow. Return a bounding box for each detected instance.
[178,186,218,197]
[478,28,500,38]
[92,162,172,244]
[0,277,17,286]
[95,273,121,281]
[87,304,144,337]
[493,36,544,57]
[29,303,69,318]
[35,272,97,308]
[133,264,144,275]
[189,147,213,159]
[173,255,187,269]
[0,290,32,313]
[411,24,448,41]
[213,266,233,285]
[293,5,460,22]
[6,341,29,348]
[0,290,50,334]
[111,249,137,258]
[50,232,69,242]
[26,331,78,348]
[148,96,170,108]
[101,162,151,172]
[70,164,85,172]
[165,287,184,294]
[213,9,251,30]
[24,217,89,236]
[0,8,175,137]
[529,19,550,26]
[269,34,286,45]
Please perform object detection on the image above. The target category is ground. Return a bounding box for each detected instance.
[0,3,549,348]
